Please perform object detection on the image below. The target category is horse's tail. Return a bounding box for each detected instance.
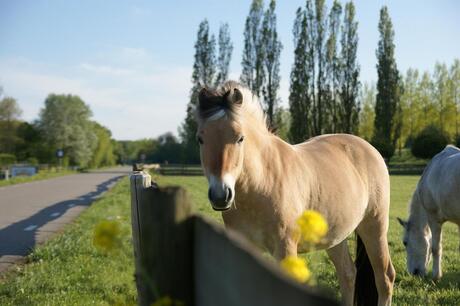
[354,234,378,306]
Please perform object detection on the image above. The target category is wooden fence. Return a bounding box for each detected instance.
[387,164,426,175]
[130,171,338,306]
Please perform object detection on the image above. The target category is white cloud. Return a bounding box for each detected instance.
[0,53,192,140]
[79,63,134,76]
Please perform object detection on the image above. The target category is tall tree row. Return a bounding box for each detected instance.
[241,0,282,128]
[180,20,233,163]
[289,0,360,142]
[372,6,402,159]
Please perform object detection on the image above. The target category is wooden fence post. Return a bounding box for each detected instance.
[130,171,194,306]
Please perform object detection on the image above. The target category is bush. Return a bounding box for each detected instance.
[371,138,395,160]
[0,153,16,167]
[26,157,39,165]
[411,125,450,159]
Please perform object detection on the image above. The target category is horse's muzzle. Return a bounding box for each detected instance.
[208,186,233,211]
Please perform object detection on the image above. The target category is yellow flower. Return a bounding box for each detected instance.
[92,219,121,252]
[151,296,184,306]
[151,296,172,306]
[280,255,311,283]
[296,210,328,244]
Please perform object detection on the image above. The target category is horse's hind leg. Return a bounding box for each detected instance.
[357,219,395,306]
[327,239,356,306]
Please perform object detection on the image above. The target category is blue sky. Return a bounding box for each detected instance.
[1,0,459,140]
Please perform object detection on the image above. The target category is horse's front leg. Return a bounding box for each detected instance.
[273,237,298,260]
[428,217,443,280]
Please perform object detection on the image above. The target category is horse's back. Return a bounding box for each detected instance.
[297,134,388,185]
[420,145,460,222]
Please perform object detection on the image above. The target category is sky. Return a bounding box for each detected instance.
[0,0,459,140]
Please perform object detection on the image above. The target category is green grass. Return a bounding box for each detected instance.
[156,175,460,305]
[0,169,77,187]
[1,174,458,305]
[0,177,137,306]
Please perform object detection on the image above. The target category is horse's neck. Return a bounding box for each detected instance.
[237,130,296,195]
[409,191,429,231]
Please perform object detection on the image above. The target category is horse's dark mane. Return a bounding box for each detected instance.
[196,81,241,120]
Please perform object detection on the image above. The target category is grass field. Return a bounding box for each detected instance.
[0,169,77,187]
[0,174,459,305]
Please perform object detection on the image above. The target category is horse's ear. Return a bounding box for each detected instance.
[226,88,243,106]
[397,217,407,227]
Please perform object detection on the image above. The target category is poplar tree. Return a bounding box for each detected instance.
[261,0,282,128]
[309,0,329,135]
[372,6,402,159]
[289,8,311,143]
[325,0,342,133]
[240,0,264,97]
[339,1,360,133]
[215,23,233,86]
[179,19,216,163]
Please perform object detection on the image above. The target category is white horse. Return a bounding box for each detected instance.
[398,145,460,279]
[196,81,395,306]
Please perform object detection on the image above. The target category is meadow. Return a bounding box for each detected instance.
[0,174,459,305]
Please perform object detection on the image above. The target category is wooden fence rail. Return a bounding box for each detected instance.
[130,171,338,306]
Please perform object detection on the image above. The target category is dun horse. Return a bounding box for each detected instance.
[195,81,395,306]
[398,145,460,280]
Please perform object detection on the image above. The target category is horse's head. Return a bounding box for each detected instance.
[397,217,431,276]
[195,83,246,211]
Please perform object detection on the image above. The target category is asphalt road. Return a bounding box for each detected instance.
[0,166,131,274]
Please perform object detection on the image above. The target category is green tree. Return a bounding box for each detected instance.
[15,121,52,162]
[215,23,233,86]
[339,1,360,134]
[358,82,376,141]
[309,0,329,135]
[0,96,22,154]
[89,122,115,168]
[450,59,460,138]
[418,71,435,127]
[240,0,265,97]
[38,94,97,167]
[261,0,282,128]
[400,68,422,146]
[372,6,402,159]
[325,0,342,133]
[179,19,216,164]
[433,62,455,134]
[289,7,312,143]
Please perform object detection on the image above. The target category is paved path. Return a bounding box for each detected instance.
[0,166,131,273]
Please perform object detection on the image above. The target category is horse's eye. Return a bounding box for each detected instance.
[237,136,245,144]
[197,136,203,145]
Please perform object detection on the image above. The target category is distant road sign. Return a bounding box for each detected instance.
[56,149,64,158]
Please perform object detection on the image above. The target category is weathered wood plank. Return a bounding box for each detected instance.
[130,172,194,306]
[194,217,338,306]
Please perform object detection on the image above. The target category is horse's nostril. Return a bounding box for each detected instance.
[208,188,213,201]
[225,187,232,203]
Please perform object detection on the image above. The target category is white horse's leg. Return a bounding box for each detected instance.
[428,217,443,280]
[357,221,395,306]
[326,240,356,306]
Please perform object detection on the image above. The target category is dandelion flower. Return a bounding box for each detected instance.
[151,296,184,306]
[93,220,121,252]
[280,255,311,283]
[297,210,328,244]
